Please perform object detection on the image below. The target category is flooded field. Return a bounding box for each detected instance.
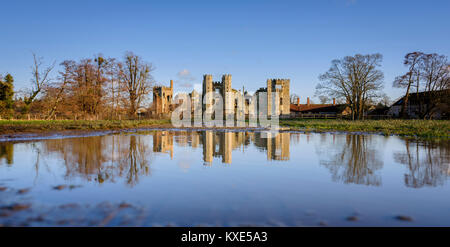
[0,130,449,226]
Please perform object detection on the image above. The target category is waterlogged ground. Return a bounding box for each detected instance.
[0,130,449,226]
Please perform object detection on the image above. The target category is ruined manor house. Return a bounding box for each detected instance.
[152,79,174,116]
[151,74,291,118]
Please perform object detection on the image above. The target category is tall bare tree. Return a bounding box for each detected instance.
[24,53,55,112]
[316,54,384,120]
[393,52,449,119]
[393,52,423,118]
[103,58,120,119]
[119,52,154,117]
[416,53,449,118]
[64,56,109,118]
[45,60,74,119]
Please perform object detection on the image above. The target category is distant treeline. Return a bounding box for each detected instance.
[0,52,154,120]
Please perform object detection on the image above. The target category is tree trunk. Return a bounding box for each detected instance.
[400,82,411,119]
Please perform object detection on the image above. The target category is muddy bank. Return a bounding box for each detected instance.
[0,125,275,142]
[1,122,446,142]
[0,125,429,143]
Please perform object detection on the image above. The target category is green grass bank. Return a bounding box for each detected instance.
[0,119,448,139]
[0,119,171,134]
[280,119,450,139]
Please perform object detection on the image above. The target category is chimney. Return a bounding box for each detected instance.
[307,97,310,106]
[170,80,173,89]
[333,98,336,105]
[296,97,300,106]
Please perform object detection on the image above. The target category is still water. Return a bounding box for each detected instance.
[0,130,449,226]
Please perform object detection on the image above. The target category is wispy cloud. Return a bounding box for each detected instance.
[174,69,196,88]
[177,69,195,80]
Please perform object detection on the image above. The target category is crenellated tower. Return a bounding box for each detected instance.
[221,74,233,118]
[266,78,290,116]
[202,74,213,113]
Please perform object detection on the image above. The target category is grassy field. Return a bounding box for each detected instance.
[280,119,450,139]
[0,119,171,134]
[0,119,448,139]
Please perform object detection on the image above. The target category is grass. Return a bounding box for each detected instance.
[0,119,171,134]
[279,119,450,139]
[0,119,448,139]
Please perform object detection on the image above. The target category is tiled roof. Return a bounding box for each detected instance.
[392,89,450,106]
[290,104,346,113]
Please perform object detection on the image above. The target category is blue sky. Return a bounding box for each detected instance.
[1,0,449,103]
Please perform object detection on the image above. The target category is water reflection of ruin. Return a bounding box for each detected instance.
[152,131,174,159]
[202,131,246,164]
[201,131,290,164]
[13,131,291,186]
[151,131,291,164]
[3,131,449,189]
[254,132,290,161]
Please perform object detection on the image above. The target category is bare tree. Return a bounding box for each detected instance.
[103,58,120,119]
[393,52,423,118]
[379,94,391,107]
[45,60,74,119]
[290,93,299,104]
[119,52,154,117]
[417,53,449,118]
[316,53,384,120]
[319,95,329,104]
[394,52,449,119]
[24,53,55,113]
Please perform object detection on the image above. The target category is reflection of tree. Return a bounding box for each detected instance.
[42,135,152,187]
[394,140,450,188]
[119,135,151,187]
[316,134,383,186]
[44,137,108,181]
[0,142,13,165]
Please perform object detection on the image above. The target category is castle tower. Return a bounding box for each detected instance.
[222,74,232,93]
[265,78,290,116]
[222,74,233,118]
[281,79,290,115]
[153,80,174,114]
[267,79,273,116]
[202,74,213,113]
